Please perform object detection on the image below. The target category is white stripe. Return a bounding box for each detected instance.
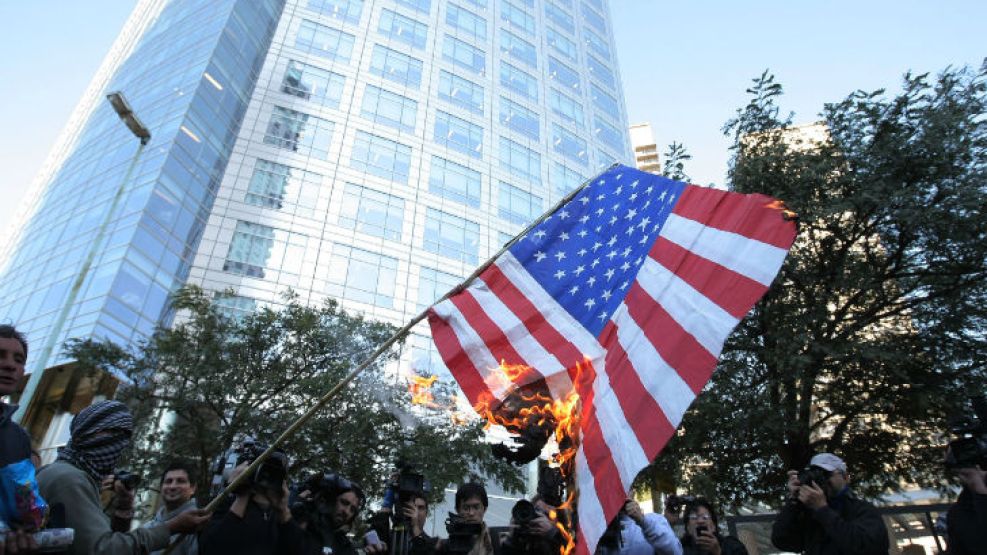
[637,257,739,357]
[468,277,574,399]
[575,446,606,553]
[588,368,650,490]
[496,253,605,362]
[431,299,510,401]
[661,213,788,286]
[611,303,696,427]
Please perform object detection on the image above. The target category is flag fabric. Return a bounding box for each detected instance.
[428,164,797,555]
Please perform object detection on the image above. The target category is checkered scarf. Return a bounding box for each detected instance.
[57,400,133,482]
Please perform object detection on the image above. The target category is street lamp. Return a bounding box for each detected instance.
[14,92,151,423]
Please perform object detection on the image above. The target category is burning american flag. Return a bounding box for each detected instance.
[428,164,797,555]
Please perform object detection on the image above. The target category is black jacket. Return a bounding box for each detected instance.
[0,403,32,467]
[770,491,889,555]
[681,533,749,555]
[946,488,987,555]
[199,500,309,555]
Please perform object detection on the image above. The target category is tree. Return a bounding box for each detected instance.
[639,63,987,509]
[67,286,523,514]
[661,141,692,182]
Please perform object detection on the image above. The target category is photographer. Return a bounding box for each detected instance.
[415,483,494,555]
[943,451,987,554]
[679,498,747,555]
[37,401,210,555]
[292,473,376,555]
[141,461,200,555]
[596,499,681,555]
[371,467,433,555]
[199,450,307,555]
[770,453,888,555]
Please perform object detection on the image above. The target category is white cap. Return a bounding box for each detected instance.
[810,453,847,474]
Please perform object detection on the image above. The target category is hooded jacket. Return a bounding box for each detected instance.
[0,402,32,467]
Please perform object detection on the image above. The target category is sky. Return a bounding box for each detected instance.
[0,1,984,240]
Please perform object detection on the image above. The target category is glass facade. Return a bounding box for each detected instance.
[0,0,633,383]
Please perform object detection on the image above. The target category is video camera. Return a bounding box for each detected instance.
[210,437,289,497]
[390,461,430,524]
[290,472,365,531]
[445,512,483,555]
[664,494,694,519]
[113,470,141,490]
[945,396,987,470]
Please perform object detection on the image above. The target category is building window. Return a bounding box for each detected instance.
[591,83,620,119]
[544,2,574,33]
[498,182,542,225]
[418,266,462,309]
[224,221,276,278]
[551,162,583,196]
[546,27,577,63]
[306,0,363,24]
[594,116,625,152]
[446,4,487,41]
[549,89,584,129]
[552,123,588,165]
[438,71,484,114]
[361,85,418,133]
[350,130,412,182]
[500,62,538,101]
[499,137,541,182]
[442,35,486,75]
[326,245,398,307]
[339,183,404,240]
[462,0,487,9]
[214,293,257,320]
[596,148,621,171]
[295,20,355,62]
[395,0,431,14]
[586,58,616,93]
[264,106,334,158]
[378,9,428,49]
[584,27,610,60]
[424,208,479,264]
[245,159,322,214]
[548,57,580,92]
[281,60,345,107]
[499,97,539,140]
[583,0,602,11]
[430,156,482,207]
[500,29,536,68]
[580,2,606,34]
[369,45,423,89]
[434,111,484,158]
[500,0,535,36]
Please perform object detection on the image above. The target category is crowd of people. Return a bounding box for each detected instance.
[2,325,985,555]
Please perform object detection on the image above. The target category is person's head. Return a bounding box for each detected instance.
[684,498,718,540]
[312,474,364,530]
[409,492,429,529]
[455,482,488,524]
[0,325,28,397]
[808,453,850,497]
[159,460,197,511]
[61,400,133,480]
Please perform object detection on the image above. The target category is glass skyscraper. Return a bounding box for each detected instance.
[0,0,632,407]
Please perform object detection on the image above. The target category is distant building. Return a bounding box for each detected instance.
[629,123,660,174]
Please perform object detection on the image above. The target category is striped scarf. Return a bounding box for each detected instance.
[57,400,133,482]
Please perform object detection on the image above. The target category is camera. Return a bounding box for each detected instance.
[445,512,483,555]
[391,461,430,525]
[210,437,288,496]
[597,505,626,549]
[797,466,832,489]
[290,472,365,532]
[945,396,987,469]
[113,470,140,490]
[665,494,695,518]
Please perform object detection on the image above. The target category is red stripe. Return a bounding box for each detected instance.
[575,529,590,555]
[622,284,718,394]
[599,319,676,460]
[650,236,768,320]
[427,308,496,407]
[673,186,797,249]
[481,263,586,381]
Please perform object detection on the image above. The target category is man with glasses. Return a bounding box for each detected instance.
[595,499,681,555]
[770,453,889,555]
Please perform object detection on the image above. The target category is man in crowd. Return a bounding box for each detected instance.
[142,461,201,555]
[771,453,889,555]
[0,325,38,553]
[596,499,681,555]
[944,449,987,555]
[37,400,210,555]
[293,473,371,555]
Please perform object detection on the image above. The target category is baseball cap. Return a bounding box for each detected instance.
[810,453,847,474]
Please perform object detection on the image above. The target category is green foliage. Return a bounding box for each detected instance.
[66,286,523,515]
[661,142,693,182]
[639,62,987,510]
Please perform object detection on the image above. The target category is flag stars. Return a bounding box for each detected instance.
[592,241,603,251]
[596,194,606,201]
[579,196,590,205]
[609,216,618,226]
[637,216,651,230]
[597,311,609,321]
[622,247,632,257]
[533,230,547,240]
[658,191,667,201]
[554,269,566,279]
[645,186,654,194]
[607,236,617,247]
[568,285,580,295]
[577,248,588,256]
[601,289,612,301]
[667,194,675,204]
[574,265,586,276]
[577,229,588,238]
[534,251,547,262]
[584,298,596,309]
[625,226,636,236]
[604,268,616,280]
[606,250,618,260]
[559,232,570,241]
[579,215,590,224]
[596,208,605,217]
[629,193,638,202]
[620,280,629,289]
[620,261,631,271]
[559,210,570,220]
[630,180,640,188]
[587,276,597,286]
[625,208,638,220]
[554,251,567,262]
[614,186,623,195]
[611,203,621,212]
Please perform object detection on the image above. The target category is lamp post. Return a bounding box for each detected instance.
[14,92,151,423]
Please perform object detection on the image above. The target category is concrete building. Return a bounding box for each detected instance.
[628,122,659,174]
[0,0,633,456]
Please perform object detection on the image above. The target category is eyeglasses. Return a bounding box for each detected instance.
[687,515,712,521]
